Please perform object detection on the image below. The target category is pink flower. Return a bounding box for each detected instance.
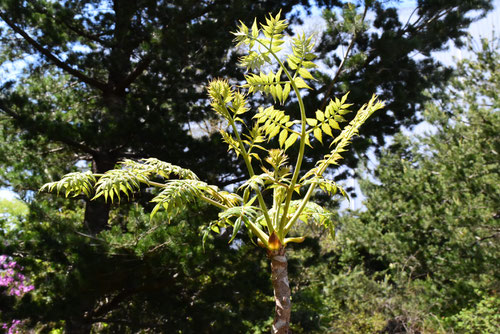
[0,255,35,297]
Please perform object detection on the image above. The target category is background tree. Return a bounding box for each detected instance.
[0,0,309,235]
[2,200,280,333]
[0,1,309,332]
[319,36,499,332]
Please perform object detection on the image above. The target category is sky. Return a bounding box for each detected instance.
[1,1,499,203]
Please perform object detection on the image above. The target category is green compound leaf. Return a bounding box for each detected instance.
[93,169,149,203]
[40,171,96,198]
[150,180,207,218]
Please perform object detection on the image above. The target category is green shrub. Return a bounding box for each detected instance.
[446,293,500,334]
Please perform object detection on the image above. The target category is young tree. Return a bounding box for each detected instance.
[43,13,383,333]
[0,2,308,331]
[3,0,490,331]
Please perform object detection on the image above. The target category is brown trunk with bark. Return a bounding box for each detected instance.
[83,155,116,235]
[83,198,111,235]
[80,1,138,237]
[269,246,292,334]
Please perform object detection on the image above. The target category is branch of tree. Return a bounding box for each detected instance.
[0,12,108,91]
[29,1,110,46]
[0,101,98,155]
[217,175,247,187]
[115,55,153,92]
[401,7,456,37]
[90,317,164,329]
[90,276,176,321]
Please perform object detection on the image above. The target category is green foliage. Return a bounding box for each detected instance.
[0,198,28,227]
[1,200,279,333]
[238,35,499,334]
[40,158,201,202]
[151,179,240,219]
[273,239,391,334]
[0,2,310,331]
[123,158,199,181]
[2,1,494,331]
[328,37,500,331]
[39,13,382,333]
[445,293,500,333]
[304,94,382,179]
[40,171,97,198]
[307,0,494,170]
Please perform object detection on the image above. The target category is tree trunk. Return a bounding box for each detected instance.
[269,246,292,334]
[83,154,116,235]
[83,198,111,235]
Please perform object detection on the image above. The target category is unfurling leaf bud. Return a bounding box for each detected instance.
[268,231,282,251]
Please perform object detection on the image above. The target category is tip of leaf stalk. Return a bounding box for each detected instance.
[268,231,282,251]
[284,236,305,245]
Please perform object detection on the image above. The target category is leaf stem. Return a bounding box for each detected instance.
[243,216,269,247]
[250,37,309,238]
[224,105,274,233]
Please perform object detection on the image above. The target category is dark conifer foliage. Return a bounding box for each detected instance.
[0,0,309,235]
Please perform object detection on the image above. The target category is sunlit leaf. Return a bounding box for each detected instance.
[298,67,315,80]
[322,123,333,137]
[314,127,323,144]
[294,77,311,89]
[315,110,324,122]
[306,118,317,127]
[284,133,299,150]
[279,129,288,147]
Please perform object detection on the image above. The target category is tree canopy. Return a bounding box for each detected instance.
[304,0,493,175]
